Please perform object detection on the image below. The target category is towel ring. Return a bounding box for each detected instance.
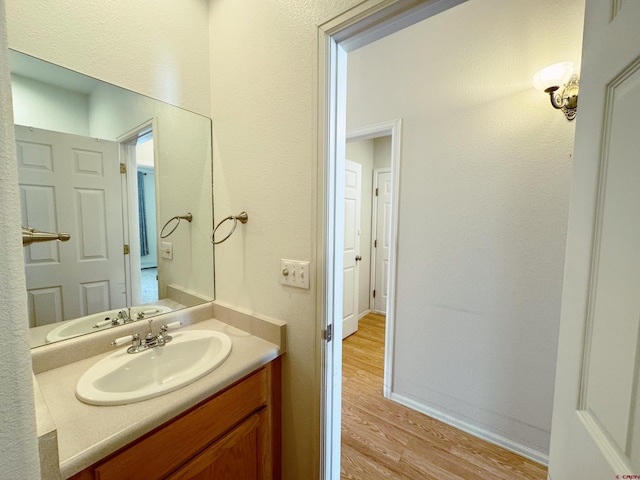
[211,212,248,245]
[160,213,193,239]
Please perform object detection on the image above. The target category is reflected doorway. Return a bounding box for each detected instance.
[119,123,159,306]
[135,132,158,304]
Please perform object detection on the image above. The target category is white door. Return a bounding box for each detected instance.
[372,169,391,314]
[16,126,126,327]
[548,1,640,477]
[343,159,361,338]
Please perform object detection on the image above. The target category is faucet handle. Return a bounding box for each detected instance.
[112,334,134,347]
[163,321,182,331]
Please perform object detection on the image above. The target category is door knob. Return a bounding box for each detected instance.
[355,255,362,262]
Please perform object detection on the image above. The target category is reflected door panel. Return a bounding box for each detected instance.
[17,126,126,327]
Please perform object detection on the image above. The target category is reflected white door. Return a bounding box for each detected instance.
[16,126,126,327]
[343,159,361,338]
[373,169,391,314]
[548,1,640,477]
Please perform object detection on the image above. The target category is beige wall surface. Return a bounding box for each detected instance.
[5,0,211,116]
[208,1,363,478]
[347,0,585,457]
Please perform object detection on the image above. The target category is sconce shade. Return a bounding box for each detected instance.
[532,62,575,92]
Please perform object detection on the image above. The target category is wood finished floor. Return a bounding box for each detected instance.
[340,313,547,480]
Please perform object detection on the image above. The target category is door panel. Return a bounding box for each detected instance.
[343,159,361,338]
[16,126,126,327]
[549,0,640,476]
[373,170,391,314]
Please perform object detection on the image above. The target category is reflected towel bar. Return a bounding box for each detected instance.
[160,213,193,239]
[22,227,71,247]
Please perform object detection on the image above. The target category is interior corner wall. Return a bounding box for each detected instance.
[346,0,585,457]
[4,0,211,116]
[0,0,40,475]
[373,136,391,170]
[346,139,374,318]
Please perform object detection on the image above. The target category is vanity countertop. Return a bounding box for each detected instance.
[34,317,281,479]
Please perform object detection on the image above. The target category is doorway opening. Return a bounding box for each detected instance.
[118,121,159,307]
[318,3,467,477]
[343,133,393,338]
[343,122,401,394]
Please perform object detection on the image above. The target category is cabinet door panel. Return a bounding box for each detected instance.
[168,412,262,480]
[93,369,267,480]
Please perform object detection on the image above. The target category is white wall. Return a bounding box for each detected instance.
[11,74,90,135]
[208,1,362,478]
[0,0,40,475]
[5,0,211,116]
[347,0,585,457]
[373,136,391,170]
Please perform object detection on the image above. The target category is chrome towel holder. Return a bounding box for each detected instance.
[211,212,248,245]
[160,213,193,239]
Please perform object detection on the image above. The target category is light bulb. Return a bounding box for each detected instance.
[532,62,575,92]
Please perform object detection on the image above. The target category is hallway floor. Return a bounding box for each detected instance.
[340,312,547,479]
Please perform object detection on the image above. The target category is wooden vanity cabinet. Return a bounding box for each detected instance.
[69,358,281,480]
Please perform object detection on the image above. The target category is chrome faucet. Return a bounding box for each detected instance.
[116,308,133,324]
[111,319,182,354]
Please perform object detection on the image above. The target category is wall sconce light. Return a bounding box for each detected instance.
[533,62,579,121]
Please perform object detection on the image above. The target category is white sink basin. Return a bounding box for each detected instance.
[45,305,172,343]
[76,330,232,405]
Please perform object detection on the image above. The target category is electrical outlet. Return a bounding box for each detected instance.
[280,259,310,289]
[161,242,173,260]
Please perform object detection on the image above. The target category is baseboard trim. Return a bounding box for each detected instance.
[358,309,371,320]
[388,392,549,467]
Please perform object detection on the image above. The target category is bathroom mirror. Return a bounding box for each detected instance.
[10,50,215,348]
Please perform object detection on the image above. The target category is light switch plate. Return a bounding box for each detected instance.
[161,242,173,260]
[280,259,310,289]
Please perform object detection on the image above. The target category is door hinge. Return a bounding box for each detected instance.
[374,239,377,248]
[325,324,333,342]
[373,289,376,298]
[375,187,379,196]
[123,244,130,255]
[120,163,127,174]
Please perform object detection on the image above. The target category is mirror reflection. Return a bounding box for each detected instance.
[10,51,215,348]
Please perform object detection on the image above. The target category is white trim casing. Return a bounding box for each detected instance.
[390,392,550,466]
